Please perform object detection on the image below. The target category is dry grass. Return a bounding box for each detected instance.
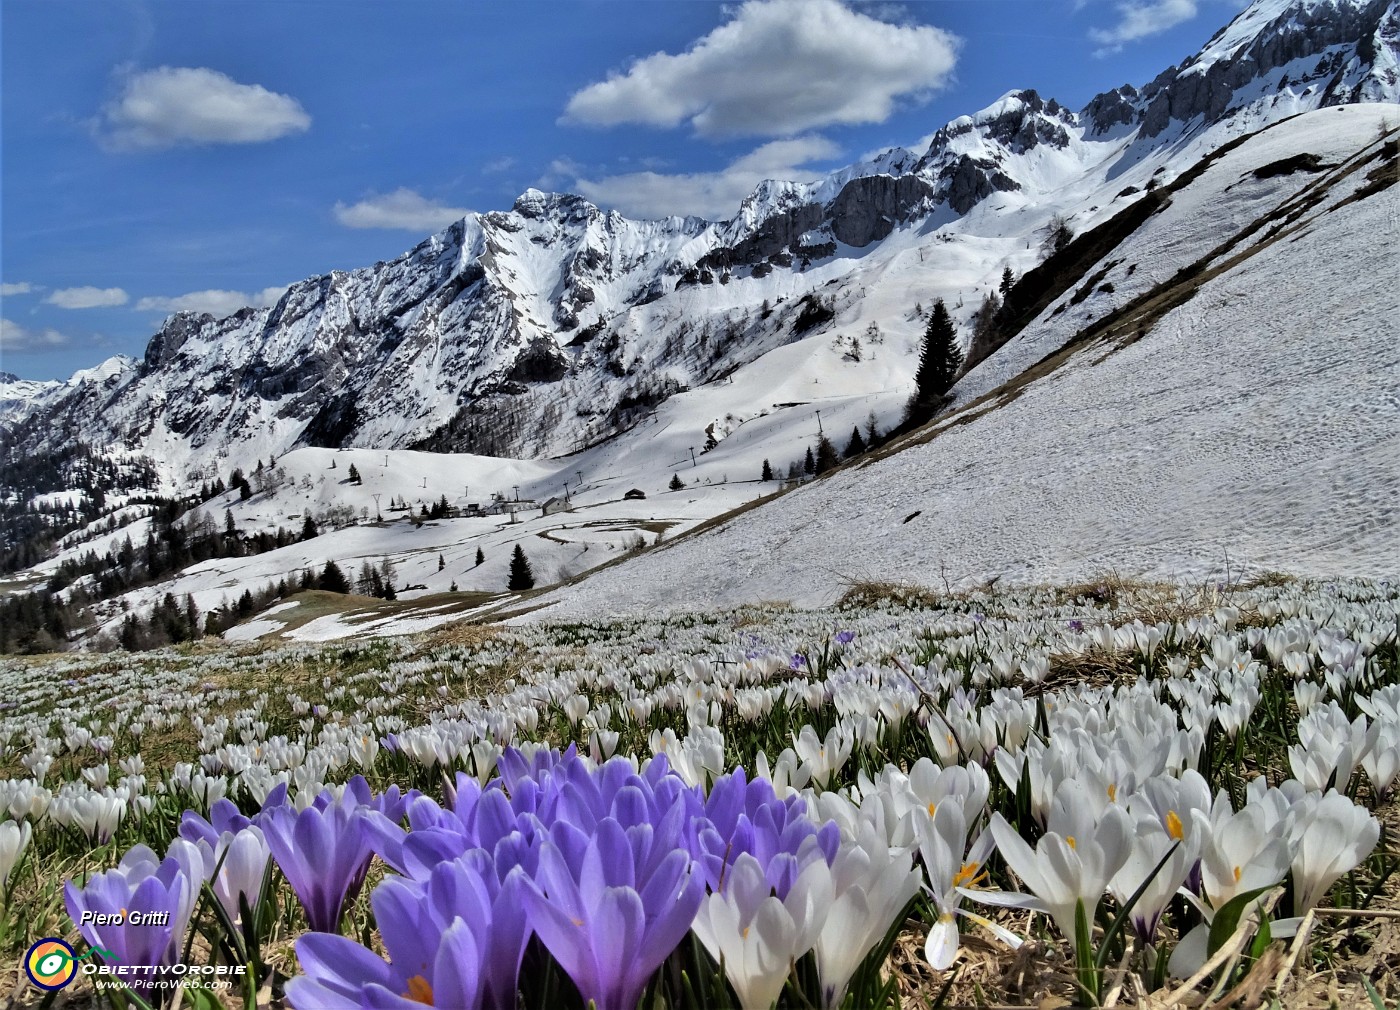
[837,579,948,611]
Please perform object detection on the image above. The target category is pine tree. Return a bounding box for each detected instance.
[320,560,350,594]
[508,544,535,591]
[669,473,685,491]
[347,463,361,484]
[865,410,880,444]
[761,459,773,481]
[438,553,445,571]
[803,447,816,475]
[913,299,963,403]
[844,425,866,458]
[1000,266,1015,298]
[475,546,485,567]
[815,435,838,474]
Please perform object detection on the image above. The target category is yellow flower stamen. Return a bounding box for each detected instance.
[1233,865,1242,883]
[572,917,584,927]
[1166,810,1184,840]
[952,861,988,888]
[1107,783,1117,802]
[1066,836,1077,850]
[404,975,433,1005]
[927,801,937,818]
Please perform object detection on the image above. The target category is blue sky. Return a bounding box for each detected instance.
[1,0,1249,381]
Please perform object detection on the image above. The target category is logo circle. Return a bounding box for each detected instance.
[25,938,77,990]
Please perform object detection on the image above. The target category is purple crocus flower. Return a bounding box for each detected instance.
[523,814,702,1010]
[257,793,372,934]
[835,630,856,645]
[286,853,527,1010]
[324,776,416,823]
[64,843,198,1002]
[691,769,838,897]
[790,653,807,670]
[179,798,253,845]
[367,785,533,882]
[178,806,270,928]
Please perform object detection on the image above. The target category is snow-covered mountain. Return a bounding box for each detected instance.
[5,0,1395,490]
[523,103,1400,620]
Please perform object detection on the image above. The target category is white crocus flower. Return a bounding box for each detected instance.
[967,808,1132,954]
[1361,719,1400,797]
[1197,803,1292,908]
[1108,804,1194,943]
[918,803,1016,970]
[1288,791,1380,916]
[691,853,832,1010]
[814,818,922,1008]
[0,820,31,893]
[793,724,852,790]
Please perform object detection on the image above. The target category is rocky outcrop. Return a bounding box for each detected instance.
[828,175,936,247]
[940,156,1021,215]
[1093,0,1397,138]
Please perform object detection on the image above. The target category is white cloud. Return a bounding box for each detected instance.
[100,66,311,150]
[563,0,959,138]
[482,156,517,174]
[135,286,288,317]
[1,282,35,297]
[571,135,841,220]
[1,318,72,352]
[45,286,129,309]
[1090,0,1198,49]
[333,189,470,231]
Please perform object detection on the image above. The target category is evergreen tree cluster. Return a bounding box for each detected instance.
[775,411,882,484]
[355,558,399,599]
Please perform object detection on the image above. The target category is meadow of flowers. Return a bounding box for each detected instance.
[0,576,1396,1008]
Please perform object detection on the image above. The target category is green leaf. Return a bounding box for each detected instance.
[1248,910,1272,960]
[1074,897,1099,1006]
[1362,978,1386,1010]
[1207,885,1275,956]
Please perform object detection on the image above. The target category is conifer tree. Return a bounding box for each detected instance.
[475,546,485,567]
[347,463,361,484]
[301,515,318,541]
[1000,266,1015,298]
[803,447,816,475]
[320,560,350,594]
[669,473,685,491]
[761,459,773,481]
[438,553,445,571]
[914,299,962,400]
[508,544,535,590]
[815,435,839,474]
[844,425,866,459]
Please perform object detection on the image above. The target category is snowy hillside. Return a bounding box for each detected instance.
[522,106,1400,620]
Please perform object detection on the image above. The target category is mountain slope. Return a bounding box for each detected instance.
[520,107,1400,620]
[5,0,1395,489]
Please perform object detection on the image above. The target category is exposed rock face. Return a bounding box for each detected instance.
[1083,86,1142,134]
[940,156,1021,216]
[981,91,1074,153]
[828,175,936,247]
[1085,0,1396,138]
